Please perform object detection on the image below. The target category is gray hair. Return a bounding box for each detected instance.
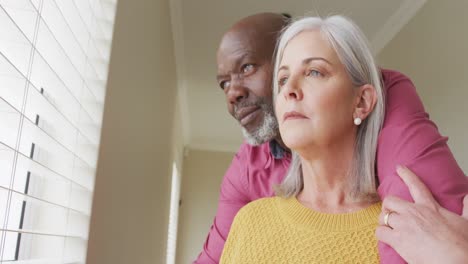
[273,15,385,201]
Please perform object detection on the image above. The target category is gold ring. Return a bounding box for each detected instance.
[384,211,395,229]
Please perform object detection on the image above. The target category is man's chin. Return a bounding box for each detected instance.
[237,106,279,146]
[241,126,278,146]
[242,129,266,146]
[241,120,262,135]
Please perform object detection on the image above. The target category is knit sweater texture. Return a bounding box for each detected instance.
[220,197,381,263]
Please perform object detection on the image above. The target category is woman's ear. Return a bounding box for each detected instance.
[354,84,377,121]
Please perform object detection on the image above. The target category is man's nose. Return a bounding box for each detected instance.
[227,78,248,105]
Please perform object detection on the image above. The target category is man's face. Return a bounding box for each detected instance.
[216,30,279,145]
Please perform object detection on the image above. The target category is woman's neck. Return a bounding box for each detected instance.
[296,137,372,213]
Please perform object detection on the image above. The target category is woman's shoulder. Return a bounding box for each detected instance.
[244,196,280,210]
[235,197,281,221]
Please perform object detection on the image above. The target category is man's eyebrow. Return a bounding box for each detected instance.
[278,57,333,73]
[216,74,228,82]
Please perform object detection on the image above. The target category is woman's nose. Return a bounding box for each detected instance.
[284,75,303,101]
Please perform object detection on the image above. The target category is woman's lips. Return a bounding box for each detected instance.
[283,111,308,122]
[236,106,261,126]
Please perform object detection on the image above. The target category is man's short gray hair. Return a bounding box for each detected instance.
[273,15,385,201]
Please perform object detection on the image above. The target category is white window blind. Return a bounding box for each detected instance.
[0,0,117,263]
[166,162,181,264]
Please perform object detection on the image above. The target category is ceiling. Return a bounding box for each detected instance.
[169,0,427,152]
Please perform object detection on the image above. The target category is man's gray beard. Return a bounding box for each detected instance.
[241,103,279,146]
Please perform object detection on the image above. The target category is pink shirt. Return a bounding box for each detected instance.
[194,69,468,264]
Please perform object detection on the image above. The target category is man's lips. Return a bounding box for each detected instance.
[283,111,308,122]
[236,106,261,126]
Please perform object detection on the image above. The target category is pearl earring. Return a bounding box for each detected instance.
[354,117,362,126]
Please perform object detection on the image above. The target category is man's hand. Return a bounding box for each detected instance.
[376,165,468,264]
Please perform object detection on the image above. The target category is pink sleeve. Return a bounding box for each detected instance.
[376,69,468,264]
[193,144,251,264]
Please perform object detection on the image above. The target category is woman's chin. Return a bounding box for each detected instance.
[282,135,312,152]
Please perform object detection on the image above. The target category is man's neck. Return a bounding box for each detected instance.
[273,136,290,153]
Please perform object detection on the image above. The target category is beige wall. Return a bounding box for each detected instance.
[86,0,178,263]
[378,0,468,173]
[176,149,235,263]
[84,1,468,263]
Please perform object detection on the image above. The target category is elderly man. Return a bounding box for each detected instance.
[194,13,468,263]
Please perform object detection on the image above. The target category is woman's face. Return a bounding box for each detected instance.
[275,30,357,152]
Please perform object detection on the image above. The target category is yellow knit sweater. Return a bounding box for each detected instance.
[220,197,381,263]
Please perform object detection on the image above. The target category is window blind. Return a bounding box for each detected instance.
[166,162,181,264]
[0,0,117,262]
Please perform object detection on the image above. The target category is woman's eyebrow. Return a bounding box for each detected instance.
[302,57,333,66]
[278,56,333,73]
[278,65,289,72]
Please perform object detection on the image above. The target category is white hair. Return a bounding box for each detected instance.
[273,15,385,201]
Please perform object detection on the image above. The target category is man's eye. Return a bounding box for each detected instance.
[220,80,230,90]
[242,64,255,74]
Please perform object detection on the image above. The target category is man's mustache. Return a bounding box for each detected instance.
[234,101,263,119]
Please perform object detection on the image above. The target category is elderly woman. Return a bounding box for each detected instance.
[220,15,384,263]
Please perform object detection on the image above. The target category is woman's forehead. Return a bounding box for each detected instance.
[280,30,339,66]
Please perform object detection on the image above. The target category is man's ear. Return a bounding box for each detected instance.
[354,84,377,121]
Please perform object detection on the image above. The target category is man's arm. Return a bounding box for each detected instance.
[376,69,468,263]
[377,166,468,264]
[194,144,251,264]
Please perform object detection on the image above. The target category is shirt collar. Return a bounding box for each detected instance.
[269,140,287,159]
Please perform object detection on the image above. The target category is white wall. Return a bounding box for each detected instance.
[378,0,468,173]
[176,149,235,264]
[86,0,178,263]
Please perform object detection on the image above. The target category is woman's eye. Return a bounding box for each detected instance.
[278,77,288,88]
[307,70,323,77]
[242,64,255,74]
